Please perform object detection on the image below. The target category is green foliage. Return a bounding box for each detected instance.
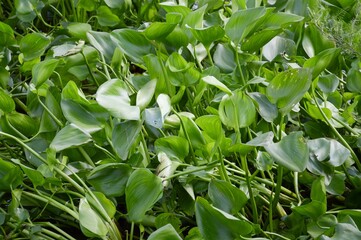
[0,1,360,239]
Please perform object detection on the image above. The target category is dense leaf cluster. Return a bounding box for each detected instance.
[1,0,361,239]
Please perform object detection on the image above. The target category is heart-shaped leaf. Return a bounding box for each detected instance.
[79,198,108,238]
[208,179,248,214]
[225,7,270,44]
[0,89,15,113]
[266,68,312,114]
[87,163,132,197]
[19,33,50,61]
[96,79,140,120]
[195,197,253,240]
[50,124,92,152]
[265,131,309,172]
[155,136,189,160]
[112,120,142,160]
[111,29,154,63]
[32,59,59,87]
[148,224,182,240]
[219,89,256,129]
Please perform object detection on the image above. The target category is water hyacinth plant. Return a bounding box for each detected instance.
[1,0,361,239]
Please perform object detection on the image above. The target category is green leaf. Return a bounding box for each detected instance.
[96,79,140,120]
[182,4,207,29]
[264,12,304,28]
[145,22,177,40]
[179,116,206,150]
[143,54,171,96]
[38,90,63,133]
[87,163,132,197]
[136,79,156,110]
[96,6,120,27]
[225,7,270,44]
[79,198,108,238]
[125,169,163,222]
[318,74,339,93]
[0,67,10,89]
[202,76,232,95]
[50,124,92,152]
[87,31,118,62]
[195,115,223,141]
[304,48,341,79]
[346,63,361,93]
[111,29,154,63]
[61,99,103,133]
[112,120,142,160]
[167,52,193,73]
[293,177,326,219]
[160,2,191,17]
[208,179,248,214]
[0,89,15,113]
[242,27,282,52]
[195,197,253,240]
[155,136,189,160]
[19,164,45,188]
[302,23,335,58]
[265,132,309,172]
[190,25,225,48]
[213,44,236,73]
[67,22,92,40]
[329,223,361,239]
[266,68,312,114]
[262,36,296,61]
[32,59,59,87]
[148,224,182,240]
[0,159,23,192]
[15,0,38,22]
[0,22,16,47]
[86,191,116,219]
[62,81,89,105]
[308,138,350,167]
[249,92,278,122]
[164,26,189,49]
[19,33,50,61]
[104,0,129,9]
[77,0,96,11]
[7,112,38,137]
[219,89,256,129]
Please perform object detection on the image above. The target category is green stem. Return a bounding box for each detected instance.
[270,114,285,229]
[206,46,214,66]
[173,110,198,165]
[100,53,111,80]
[22,191,78,219]
[81,51,99,87]
[78,146,95,167]
[140,131,151,166]
[130,222,135,240]
[294,172,302,205]
[163,161,219,180]
[218,147,230,183]
[224,160,297,199]
[240,154,258,224]
[37,95,63,127]
[235,46,246,86]
[4,115,28,140]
